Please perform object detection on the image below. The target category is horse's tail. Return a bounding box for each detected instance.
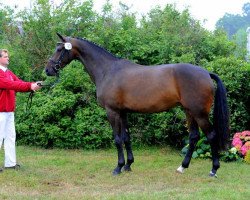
[209,73,230,151]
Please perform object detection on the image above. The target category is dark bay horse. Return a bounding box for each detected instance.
[45,33,229,177]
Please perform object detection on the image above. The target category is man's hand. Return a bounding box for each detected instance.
[31,82,42,91]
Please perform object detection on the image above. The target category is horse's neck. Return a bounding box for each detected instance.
[77,41,118,86]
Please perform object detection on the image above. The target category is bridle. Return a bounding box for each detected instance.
[49,42,72,74]
[49,49,68,74]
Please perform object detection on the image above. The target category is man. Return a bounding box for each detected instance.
[0,49,41,172]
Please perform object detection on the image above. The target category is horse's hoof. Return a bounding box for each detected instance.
[209,171,218,178]
[176,165,185,174]
[112,168,122,176]
[112,171,121,176]
[123,165,132,172]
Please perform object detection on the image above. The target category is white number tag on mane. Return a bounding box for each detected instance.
[64,42,72,50]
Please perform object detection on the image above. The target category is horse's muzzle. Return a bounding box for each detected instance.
[45,68,56,76]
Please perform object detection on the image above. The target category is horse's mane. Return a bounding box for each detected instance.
[75,37,120,60]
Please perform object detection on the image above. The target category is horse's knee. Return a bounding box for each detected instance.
[114,135,122,147]
[122,129,130,142]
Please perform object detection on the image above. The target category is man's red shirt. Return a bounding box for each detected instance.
[0,69,32,112]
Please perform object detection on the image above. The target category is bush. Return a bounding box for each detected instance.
[128,107,187,147]
[205,56,250,133]
[16,63,112,149]
[181,132,211,159]
[4,1,249,150]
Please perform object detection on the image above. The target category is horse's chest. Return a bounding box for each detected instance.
[96,92,106,108]
[96,88,112,107]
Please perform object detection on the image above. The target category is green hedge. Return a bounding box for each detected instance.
[205,56,250,134]
[15,57,250,149]
[16,63,112,149]
[1,0,249,149]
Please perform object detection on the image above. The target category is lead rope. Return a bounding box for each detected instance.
[26,90,35,112]
[25,76,60,113]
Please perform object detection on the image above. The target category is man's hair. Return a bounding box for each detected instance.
[0,49,8,57]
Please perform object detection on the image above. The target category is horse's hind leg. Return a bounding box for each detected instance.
[177,113,200,174]
[207,130,220,177]
[195,116,220,177]
[121,113,134,172]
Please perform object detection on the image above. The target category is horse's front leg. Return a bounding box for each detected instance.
[121,113,134,172]
[106,109,125,175]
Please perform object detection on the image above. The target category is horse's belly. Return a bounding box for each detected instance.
[124,95,179,113]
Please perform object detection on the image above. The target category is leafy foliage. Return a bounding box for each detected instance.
[181,132,211,159]
[16,63,112,149]
[205,57,250,133]
[0,0,249,150]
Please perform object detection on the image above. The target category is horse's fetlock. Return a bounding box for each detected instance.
[118,162,125,168]
[127,158,134,164]
[213,162,220,171]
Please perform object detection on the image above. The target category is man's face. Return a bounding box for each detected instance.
[0,52,9,67]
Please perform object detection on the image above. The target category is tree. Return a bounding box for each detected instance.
[216,13,246,38]
[242,2,250,18]
[216,3,250,38]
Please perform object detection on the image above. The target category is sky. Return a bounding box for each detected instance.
[1,0,250,30]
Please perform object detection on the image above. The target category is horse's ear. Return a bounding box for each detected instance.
[56,33,66,42]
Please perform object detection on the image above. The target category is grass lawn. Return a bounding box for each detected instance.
[0,146,249,200]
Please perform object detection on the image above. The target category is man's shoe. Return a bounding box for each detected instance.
[5,164,20,170]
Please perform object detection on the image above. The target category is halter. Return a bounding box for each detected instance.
[49,42,72,73]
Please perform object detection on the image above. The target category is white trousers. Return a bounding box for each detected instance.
[0,112,16,167]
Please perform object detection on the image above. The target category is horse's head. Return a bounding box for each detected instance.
[45,33,76,76]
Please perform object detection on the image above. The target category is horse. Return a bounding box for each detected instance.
[45,33,229,177]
